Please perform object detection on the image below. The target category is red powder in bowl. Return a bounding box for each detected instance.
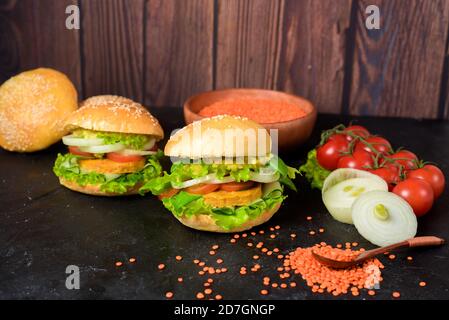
[198,98,307,124]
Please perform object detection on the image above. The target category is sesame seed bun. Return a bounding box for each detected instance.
[0,68,78,152]
[165,115,271,159]
[65,95,164,140]
[173,204,281,233]
[59,177,140,196]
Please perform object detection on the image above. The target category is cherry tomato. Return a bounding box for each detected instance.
[342,125,370,142]
[106,152,144,163]
[354,136,392,155]
[68,146,93,157]
[393,178,434,217]
[388,150,418,171]
[157,188,180,200]
[337,150,373,170]
[220,181,255,192]
[185,183,220,195]
[369,167,399,191]
[407,165,445,199]
[316,134,349,170]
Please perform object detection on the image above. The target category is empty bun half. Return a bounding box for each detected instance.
[165,115,271,159]
[65,95,164,140]
[0,68,78,152]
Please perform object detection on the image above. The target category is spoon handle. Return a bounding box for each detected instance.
[356,236,444,261]
[407,236,445,247]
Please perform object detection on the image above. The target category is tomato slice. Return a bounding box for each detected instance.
[106,152,144,163]
[185,184,220,195]
[220,181,255,192]
[68,146,93,157]
[158,188,180,200]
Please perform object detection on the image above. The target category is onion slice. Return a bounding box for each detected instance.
[171,174,218,189]
[352,190,417,246]
[249,171,280,183]
[119,149,157,156]
[142,138,156,150]
[62,135,105,147]
[322,168,388,224]
[79,143,125,154]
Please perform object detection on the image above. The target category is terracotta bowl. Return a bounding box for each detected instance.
[183,88,317,151]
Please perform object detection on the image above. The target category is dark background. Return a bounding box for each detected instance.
[1,0,449,119]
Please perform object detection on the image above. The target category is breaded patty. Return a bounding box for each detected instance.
[203,184,262,208]
[79,158,145,174]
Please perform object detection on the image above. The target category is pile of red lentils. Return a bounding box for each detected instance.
[114,216,426,299]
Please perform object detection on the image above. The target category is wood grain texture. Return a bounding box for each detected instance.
[81,0,144,101]
[144,0,214,107]
[215,0,282,89]
[0,0,81,93]
[276,0,352,114]
[349,0,449,119]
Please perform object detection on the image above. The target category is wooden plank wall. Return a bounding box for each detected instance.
[1,0,449,119]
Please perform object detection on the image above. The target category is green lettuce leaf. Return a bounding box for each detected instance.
[73,129,151,150]
[161,185,286,230]
[53,153,162,194]
[299,149,331,190]
[268,155,299,191]
[140,156,298,195]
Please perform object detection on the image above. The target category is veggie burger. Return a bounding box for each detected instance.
[140,115,298,232]
[53,95,164,196]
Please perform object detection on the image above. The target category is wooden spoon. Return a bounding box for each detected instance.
[312,236,445,269]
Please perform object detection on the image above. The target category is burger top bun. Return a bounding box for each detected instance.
[65,95,164,140]
[0,68,78,152]
[165,115,271,159]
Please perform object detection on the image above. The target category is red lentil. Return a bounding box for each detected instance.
[260,289,269,295]
[175,255,182,261]
[392,291,401,298]
[165,292,174,299]
[129,258,136,263]
[196,292,205,299]
[177,277,183,283]
[215,294,223,300]
[419,281,426,287]
[287,244,384,296]
[217,258,223,264]
[199,98,307,124]
[158,263,165,270]
[115,261,123,267]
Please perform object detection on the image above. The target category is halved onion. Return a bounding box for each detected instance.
[119,149,158,156]
[352,190,417,246]
[322,168,388,224]
[62,135,105,147]
[79,143,125,154]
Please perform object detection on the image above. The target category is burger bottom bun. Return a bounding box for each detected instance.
[59,178,140,196]
[173,204,281,233]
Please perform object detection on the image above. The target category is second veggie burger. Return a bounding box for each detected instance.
[54,95,164,196]
[141,115,298,232]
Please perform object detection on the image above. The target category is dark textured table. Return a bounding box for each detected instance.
[1,109,448,300]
